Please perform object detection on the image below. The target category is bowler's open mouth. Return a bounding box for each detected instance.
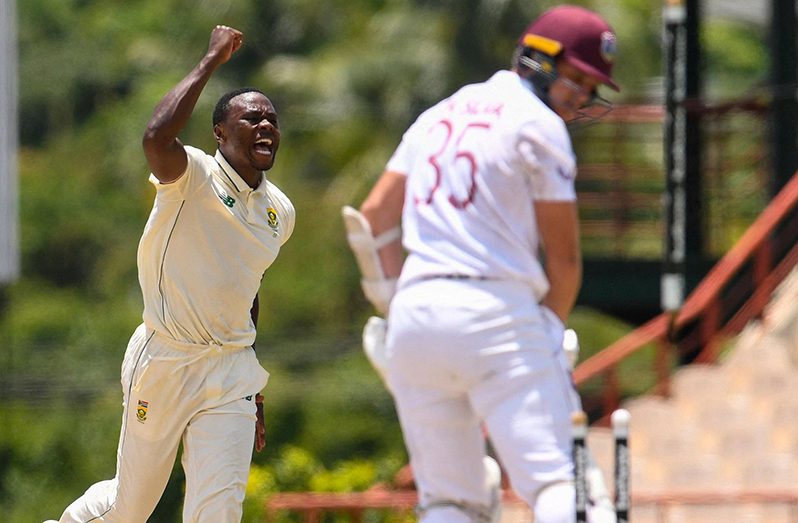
[254,137,273,156]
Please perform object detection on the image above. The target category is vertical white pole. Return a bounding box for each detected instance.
[662,0,687,313]
[0,0,20,284]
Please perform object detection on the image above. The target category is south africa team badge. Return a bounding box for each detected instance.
[136,400,149,423]
[266,207,279,236]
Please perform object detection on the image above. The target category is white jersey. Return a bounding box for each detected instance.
[138,146,295,347]
[387,70,577,300]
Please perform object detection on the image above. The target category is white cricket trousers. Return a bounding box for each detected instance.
[385,278,582,523]
[56,324,269,523]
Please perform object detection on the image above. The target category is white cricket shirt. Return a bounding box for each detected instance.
[387,70,577,300]
[138,146,295,347]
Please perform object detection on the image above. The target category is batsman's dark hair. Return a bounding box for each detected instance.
[212,87,266,126]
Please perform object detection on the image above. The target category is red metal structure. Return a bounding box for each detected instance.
[575,169,798,421]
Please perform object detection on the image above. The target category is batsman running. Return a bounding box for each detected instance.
[344,6,619,522]
[46,25,294,522]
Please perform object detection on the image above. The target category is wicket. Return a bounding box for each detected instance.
[612,408,631,523]
[571,408,631,523]
[571,411,590,523]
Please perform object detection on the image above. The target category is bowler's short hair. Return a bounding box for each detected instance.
[212,87,266,126]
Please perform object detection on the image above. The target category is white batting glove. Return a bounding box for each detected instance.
[563,328,580,370]
[362,316,389,381]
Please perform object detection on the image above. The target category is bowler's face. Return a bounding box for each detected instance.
[215,92,280,180]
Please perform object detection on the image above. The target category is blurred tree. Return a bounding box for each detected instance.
[2,0,769,520]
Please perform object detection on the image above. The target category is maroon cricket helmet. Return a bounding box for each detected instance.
[519,5,619,91]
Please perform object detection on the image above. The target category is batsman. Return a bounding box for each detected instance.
[344,5,620,523]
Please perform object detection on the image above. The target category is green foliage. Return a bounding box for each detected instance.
[310,460,378,492]
[2,0,769,520]
[0,395,121,522]
[703,20,768,99]
[243,448,407,522]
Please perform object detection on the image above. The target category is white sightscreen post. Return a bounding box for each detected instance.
[662,0,687,312]
[0,0,20,284]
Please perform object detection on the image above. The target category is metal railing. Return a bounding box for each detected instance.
[573,170,798,421]
[266,490,419,522]
[574,100,769,261]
